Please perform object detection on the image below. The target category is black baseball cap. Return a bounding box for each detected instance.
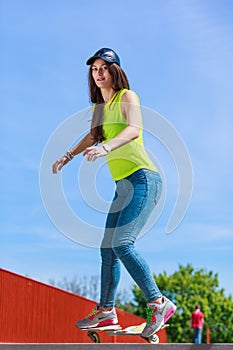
[86,48,121,66]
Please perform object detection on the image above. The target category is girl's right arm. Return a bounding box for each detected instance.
[52,132,95,174]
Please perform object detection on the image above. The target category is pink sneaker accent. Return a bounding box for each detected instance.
[98,319,116,327]
[150,314,157,322]
[164,306,176,323]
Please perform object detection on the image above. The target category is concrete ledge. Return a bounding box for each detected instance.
[0,344,233,350]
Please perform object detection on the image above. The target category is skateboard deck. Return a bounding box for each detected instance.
[81,323,168,343]
[107,322,148,335]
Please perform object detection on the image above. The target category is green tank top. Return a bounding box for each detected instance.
[102,89,158,180]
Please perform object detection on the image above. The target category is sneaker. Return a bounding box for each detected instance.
[141,296,176,338]
[76,305,119,329]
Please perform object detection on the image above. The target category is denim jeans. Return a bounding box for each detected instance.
[100,169,163,308]
[193,328,203,344]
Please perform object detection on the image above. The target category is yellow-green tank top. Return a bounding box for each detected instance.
[102,89,158,180]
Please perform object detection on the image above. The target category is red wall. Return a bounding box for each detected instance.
[0,268,167,343]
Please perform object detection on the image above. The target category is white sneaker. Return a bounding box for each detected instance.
[141,296,176,338]
[76,305,119,329]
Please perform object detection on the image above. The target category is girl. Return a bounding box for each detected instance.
[52,48,176,337]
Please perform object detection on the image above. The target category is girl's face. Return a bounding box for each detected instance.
[91,59,112,89]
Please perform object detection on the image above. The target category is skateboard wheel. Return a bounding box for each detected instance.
[147,334,159,344]
[87,331,100,343]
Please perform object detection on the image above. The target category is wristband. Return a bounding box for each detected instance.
[102,144,111,154]
[65,149,75,160]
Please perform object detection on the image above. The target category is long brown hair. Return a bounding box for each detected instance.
[88,62,130,143]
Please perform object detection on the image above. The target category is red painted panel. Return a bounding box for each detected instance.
[0,269,167,343]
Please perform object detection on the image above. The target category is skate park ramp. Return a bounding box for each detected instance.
[0,343,232,350]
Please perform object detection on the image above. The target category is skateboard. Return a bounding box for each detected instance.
[81,323,168,343]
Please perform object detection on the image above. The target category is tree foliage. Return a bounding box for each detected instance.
[131,264,233,343]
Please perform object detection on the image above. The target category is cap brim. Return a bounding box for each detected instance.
[86,56,115,65]
[86,56,98,65]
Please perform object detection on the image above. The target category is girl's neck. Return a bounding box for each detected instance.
[101,88,115,103]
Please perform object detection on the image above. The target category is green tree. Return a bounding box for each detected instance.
[131,264,233,343]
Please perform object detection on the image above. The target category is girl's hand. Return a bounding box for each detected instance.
[52,156,70,174]
[83,145,108,161]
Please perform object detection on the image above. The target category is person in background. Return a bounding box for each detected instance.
[191,304,205,344]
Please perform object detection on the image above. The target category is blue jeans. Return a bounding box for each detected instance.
[193,328,203,344]
[100,169,162,308]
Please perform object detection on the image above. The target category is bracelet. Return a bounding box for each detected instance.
[65,149,75,160]
[102,144,111,154]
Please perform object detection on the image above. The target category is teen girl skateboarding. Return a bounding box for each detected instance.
[52,48,176,337]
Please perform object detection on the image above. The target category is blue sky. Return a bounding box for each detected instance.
[1,0,233,299]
